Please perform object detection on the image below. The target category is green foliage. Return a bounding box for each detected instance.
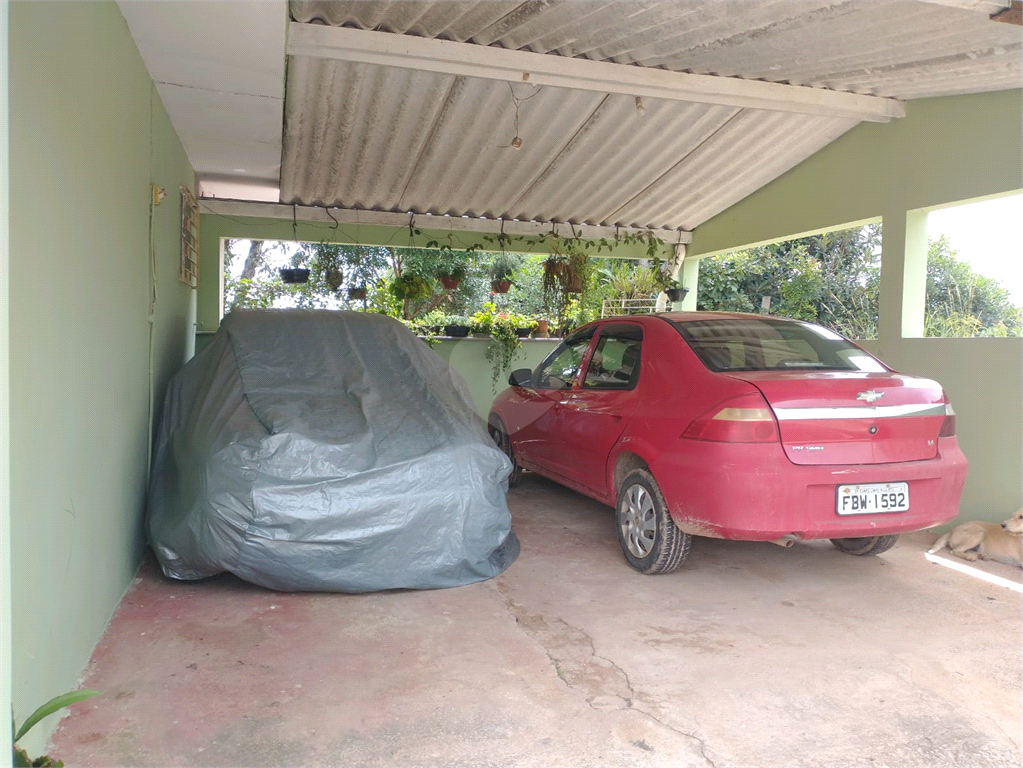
[490,252,524,282]
[389,274,435,303]
[222,229,689,337]
[698,226,881,337]
[12,690,100,767]
[224,240,391,312]
[596,260,662,300]
[467,303,526,389]
[696,226,1020,339]
[925,236,1022,337]
[429,246,472,281]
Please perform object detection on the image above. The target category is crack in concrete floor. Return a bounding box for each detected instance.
[494,581,720,767]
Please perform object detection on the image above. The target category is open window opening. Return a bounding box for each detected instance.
[695,224,882,340]
[924,194,1022,338]
[220,238,694,337]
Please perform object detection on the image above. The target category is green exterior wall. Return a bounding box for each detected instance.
[688,91,1022,259]
[7,2,196,754]
[688,90,1023,523]
[2,1,13,762]
[431,337,557,416]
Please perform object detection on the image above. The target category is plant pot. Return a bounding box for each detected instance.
[563,273,584,293]
[534,319,550,338]
[666,287,689,303]
[440,276,461,290]
[444,324,470,338]
[515,327,531,338]
[326,269,344,292]
[348,287,368,300]
[491,280,513,294]
[280,268,310,284]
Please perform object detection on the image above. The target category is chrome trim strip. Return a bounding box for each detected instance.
[773,403,945,421]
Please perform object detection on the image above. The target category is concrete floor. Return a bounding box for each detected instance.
[52,474,1021,767]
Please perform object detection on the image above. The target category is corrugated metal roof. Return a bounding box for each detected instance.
[277,0,1019,231]
[281,57,859,229]
[291,0,1021,98]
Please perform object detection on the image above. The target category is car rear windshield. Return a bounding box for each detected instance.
[669,317,888,373]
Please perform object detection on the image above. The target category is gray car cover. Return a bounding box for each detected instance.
[147,309,519,592]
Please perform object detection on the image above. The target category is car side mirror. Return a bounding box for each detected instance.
[508,368,532,387]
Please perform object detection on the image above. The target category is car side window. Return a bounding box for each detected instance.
[582,327,643,390]
[533,332,594,390]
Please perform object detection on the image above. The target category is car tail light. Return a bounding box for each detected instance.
[939,398,956,438]
[682,393,780,443]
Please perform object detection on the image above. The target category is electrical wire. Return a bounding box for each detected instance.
[498,82,542,149]
[146,82,158,483]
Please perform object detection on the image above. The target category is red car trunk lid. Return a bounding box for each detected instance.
[730,371,946,465]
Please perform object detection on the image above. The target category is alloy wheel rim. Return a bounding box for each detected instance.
[621,484,656,558]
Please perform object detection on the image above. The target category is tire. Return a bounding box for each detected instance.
[616,469,692,574]
[488,417,522,487]
[830,534,899,556]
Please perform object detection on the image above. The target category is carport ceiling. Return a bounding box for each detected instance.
[120,0,1021,234]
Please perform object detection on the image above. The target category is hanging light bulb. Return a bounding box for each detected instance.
[635,96,646,116]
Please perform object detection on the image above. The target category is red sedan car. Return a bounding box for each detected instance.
[488,312,967,574]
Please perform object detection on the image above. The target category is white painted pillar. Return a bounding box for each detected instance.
[879,208,928,347]
[679,257,700,311]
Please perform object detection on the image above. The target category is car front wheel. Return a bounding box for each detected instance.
[830,535,899,556]
[616,469,692,574]
[487,417,522,487]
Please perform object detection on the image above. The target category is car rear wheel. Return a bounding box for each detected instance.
[830,534,899,556]
[616,469,691,574]
[487,417,522,487]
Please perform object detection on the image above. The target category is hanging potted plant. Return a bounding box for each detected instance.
[665,283,689,303]
[438,262,468,290]
[280,267,311,284]
[435,247,472,291]
[649,256,688,304]
[344,245,388,305]
[542,242,589,296]
[490,252,522,294]
[562,247,589,294]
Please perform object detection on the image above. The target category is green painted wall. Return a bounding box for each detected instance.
[688,90,1023,523]
[2,1,14,762]
[858,338,1023,522]
[8,2,196,754]
[688,91,1022,259]
[432,337,557,416]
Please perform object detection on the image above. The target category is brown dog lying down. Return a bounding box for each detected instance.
[928,509,1023,567]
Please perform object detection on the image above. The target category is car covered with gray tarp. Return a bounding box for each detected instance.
[147,309,519,592]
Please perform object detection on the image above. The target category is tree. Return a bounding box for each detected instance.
[925,236,1021,337]
[697,225,881,338]
[224,239,291,309]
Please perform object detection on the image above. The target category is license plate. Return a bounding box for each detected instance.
[836,482,909,515]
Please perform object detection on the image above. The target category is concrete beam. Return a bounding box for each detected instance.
[199,199,691,245]
[287,23,905,123]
